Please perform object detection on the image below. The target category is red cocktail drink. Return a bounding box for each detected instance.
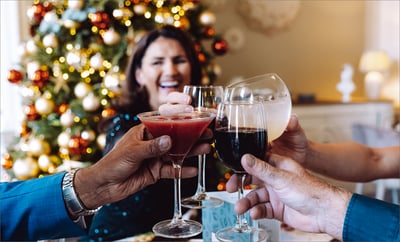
[139,112,214,165]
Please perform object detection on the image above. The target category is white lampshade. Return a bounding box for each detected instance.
[359,50,391,73]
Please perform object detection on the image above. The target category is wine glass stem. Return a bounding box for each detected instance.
[172,163,183,224]
[235,174,249,231]
[195,154,207,195]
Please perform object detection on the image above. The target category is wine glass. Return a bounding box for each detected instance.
[225,73,292,142]
[137,110,216,239]
[214,100,269,242]
[181,85,224,209]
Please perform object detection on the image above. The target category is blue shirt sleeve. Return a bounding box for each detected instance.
[343,193,400,241]
[1,173,86,241]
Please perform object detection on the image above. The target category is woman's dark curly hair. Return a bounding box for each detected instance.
[111,25,203,115]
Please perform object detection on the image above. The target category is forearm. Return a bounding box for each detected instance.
[304,141,396,182]
[0,174,85,240]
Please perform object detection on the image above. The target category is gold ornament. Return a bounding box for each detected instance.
[34,96,55,115]
[13,157,40,180]
[102,28,121,45]
[82,93,100,111]
[1,153,13,170]
[74,82,92,98]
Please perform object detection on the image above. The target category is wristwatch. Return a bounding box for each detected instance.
[62,169,101,229]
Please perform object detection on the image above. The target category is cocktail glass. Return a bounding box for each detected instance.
[137,110,216,239]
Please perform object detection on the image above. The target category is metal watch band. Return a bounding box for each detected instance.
[62,169,101,217]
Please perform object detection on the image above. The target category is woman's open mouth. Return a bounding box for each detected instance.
[159,81,180,89]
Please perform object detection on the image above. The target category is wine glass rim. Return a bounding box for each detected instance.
[137,110,216,120]
[227,73,283,88]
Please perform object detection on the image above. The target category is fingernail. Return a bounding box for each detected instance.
[159,136,170,151]
[184,106,194,112]
[245,154,255,167]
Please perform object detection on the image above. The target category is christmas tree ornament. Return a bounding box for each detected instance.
[25,39,39,54]
[13,157,40,180]
[7,69,24,84]
[19,122,31,137]
[27,3,47,25]
[57,103,69,114]
[89,53,104,69]
[101,107,117,119]
[74,82,92,99]
[28,138,51,156]
[113,7,133,22]
[212,38,228,55]
[38,154,51,172]
[199,10,216,26]
[34,96,55,115]
[68,136,89,156]
[31,69,50,88]
[104,67,123,95]
[96,133,106,150]
[24,104,40,121]
[102,28,121,45]
[81,130,96,142]
[58,131,72,148]
[1,153,13,170]
[68,0,84,10]
[82,93,100,111]
[42,33,58,48]
[60,110,75,127]
[133,3,147,15]
[89,11,110,30]
[43,11,59,24]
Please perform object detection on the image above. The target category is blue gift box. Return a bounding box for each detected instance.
[201,191,280,242]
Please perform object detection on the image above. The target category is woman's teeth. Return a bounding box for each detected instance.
[159,81,179,88]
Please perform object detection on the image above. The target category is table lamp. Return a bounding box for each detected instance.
[359,50,390,100]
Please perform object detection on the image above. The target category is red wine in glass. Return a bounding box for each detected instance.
[214,127,267,173]
[138,110,215,239]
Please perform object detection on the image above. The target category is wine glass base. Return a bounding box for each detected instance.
[152,219,202,239]
[216,226,268,242]
[181,194,224,209]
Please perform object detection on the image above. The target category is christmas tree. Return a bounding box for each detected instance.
[2,0,228,182]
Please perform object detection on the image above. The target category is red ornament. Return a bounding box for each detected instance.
[30,3,47,24]
[68,136,90,156]
[212,39,228,56]
[31,69,50,88]
[204,27,215,38]
[198,52,206,64]
[24,104,40,121]
[19,122,31,137]
[57,103,69,115]
[101,107,117,119]
[7,69,24,84]
[90,11,110,30]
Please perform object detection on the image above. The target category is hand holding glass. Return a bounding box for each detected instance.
[214,100,269,242]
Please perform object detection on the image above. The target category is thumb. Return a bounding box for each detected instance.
[241,154,277,184]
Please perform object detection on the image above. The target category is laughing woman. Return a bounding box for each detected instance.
[83,25,203,241]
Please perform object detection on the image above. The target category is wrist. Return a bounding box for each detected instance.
[62,169,102,228]
[321,186,352,240]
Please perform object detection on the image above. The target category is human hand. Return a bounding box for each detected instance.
[226,153,351,240]
[269,115,309,165]
[74,124,211,209]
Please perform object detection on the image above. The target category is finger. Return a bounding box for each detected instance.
[166,92,191,104]
[160,165,198,179]
[226,174,239,192]
[159,103,193,116]
[187,143,211,158]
